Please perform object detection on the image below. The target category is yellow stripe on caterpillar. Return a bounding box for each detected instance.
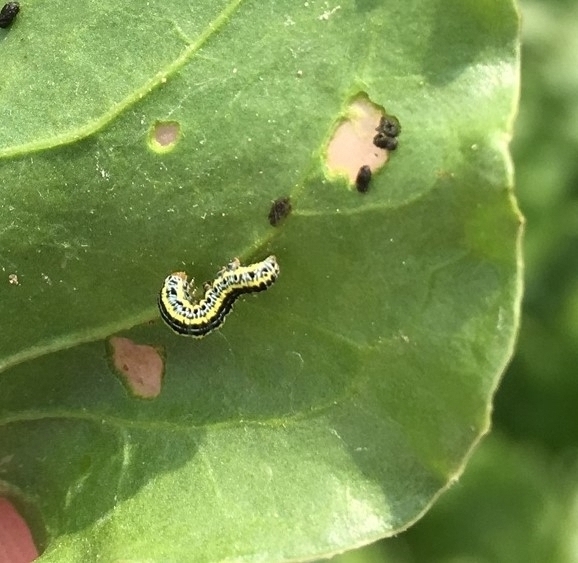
[158,255,280,337]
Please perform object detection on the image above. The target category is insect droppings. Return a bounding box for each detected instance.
[377,115,401,138]
[373,135,398,151]
[268,196,292,226]
[373,113,401,151]
[0,2,19,28]
[355,165,372,193]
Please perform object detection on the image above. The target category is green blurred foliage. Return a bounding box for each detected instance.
[496,0,578,452]
[329,0,578,561]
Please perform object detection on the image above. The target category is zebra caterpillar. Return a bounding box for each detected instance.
[158,255,279,337]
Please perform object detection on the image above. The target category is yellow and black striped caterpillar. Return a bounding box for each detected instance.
[158,255,279,337]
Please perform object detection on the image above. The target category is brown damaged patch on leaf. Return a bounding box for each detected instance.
[109,337,164,399]
[0,498,39,563]
[325,96,390,184]
[148,121,181,153]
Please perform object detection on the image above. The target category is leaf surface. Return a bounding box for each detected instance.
[0,1,521,560]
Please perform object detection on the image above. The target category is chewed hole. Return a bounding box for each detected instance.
[108,337,164,399]
[0,498,40,563]
[325,94,393,185]
[148,121,181,153]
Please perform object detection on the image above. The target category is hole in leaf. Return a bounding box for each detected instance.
[0,498,40,563]
[148,121,181,153]
[325,94,393,185]
[108,337,164,399]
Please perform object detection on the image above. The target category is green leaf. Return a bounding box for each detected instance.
[328,435,578,563]
[0,0,521,560]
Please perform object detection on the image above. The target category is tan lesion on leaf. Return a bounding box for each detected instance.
[0,498,39,563]
[325,95,391,184]
[108,337,164,399]
[148,121,181,153]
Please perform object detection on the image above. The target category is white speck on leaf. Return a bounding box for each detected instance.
[319,5,341,20]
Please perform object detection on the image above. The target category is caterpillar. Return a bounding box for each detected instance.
[158,255,280,337]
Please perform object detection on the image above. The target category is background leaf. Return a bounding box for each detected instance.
[0,0,521,561]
